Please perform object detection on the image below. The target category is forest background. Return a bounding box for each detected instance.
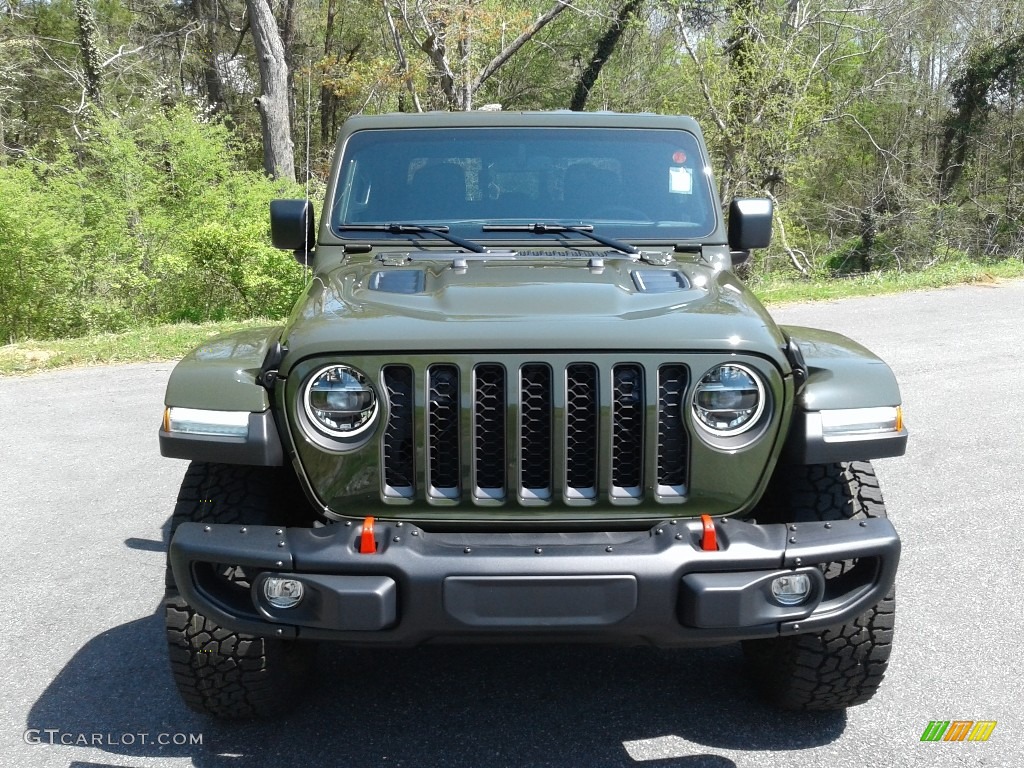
[0,0,1021,344]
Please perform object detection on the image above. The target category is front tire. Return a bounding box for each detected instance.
[164,462,316,719]
[742,461,896,710]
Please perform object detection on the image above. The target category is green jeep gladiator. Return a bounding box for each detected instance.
[159,110,907,718]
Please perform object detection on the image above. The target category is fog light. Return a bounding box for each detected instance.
[263,577,304,609]
[771,573,812,606]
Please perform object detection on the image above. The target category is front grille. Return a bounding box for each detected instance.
[380,359,690,505]
[611,364,644,496]
[520,364,553,499]
[427,365,461,498]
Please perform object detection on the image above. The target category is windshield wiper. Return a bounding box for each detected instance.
[481,223,640,256]
[337,223,487,254]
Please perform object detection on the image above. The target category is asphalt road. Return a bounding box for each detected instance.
[2,279,1023,768]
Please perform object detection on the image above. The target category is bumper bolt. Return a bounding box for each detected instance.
[675,533,684,540]
[789,524,798,531]
[203,525,211,532]
[670,520,677,525]
[411,530,419,536]
[656,528,664,535]
[795,557,803,565]
[535,547,543,554]
[789,536,797,543]
[464,547,472,554]
[276,561,283,567]
[396,522,404,528]
[278,541,285,548]
[606,546,614,552]
[240,527,247,533]
[393,536,400,543]
[824,522,832,529]
[276,529,284,536]
[345,521,352,527]
[860,521,868,527]
[275,628,284,636]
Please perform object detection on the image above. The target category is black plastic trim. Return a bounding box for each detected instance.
[158,411,284,466]
[168,516,899,647]
[784,410,908,464]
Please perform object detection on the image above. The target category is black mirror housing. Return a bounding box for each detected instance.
[728,198,773,252]
[270,199,316,265]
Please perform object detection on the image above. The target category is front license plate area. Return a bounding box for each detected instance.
[444,575,637,627]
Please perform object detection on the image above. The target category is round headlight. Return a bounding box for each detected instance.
[304,365,378,437]
[692,363,765,436]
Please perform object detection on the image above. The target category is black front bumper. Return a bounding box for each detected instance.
[168,517,899,647]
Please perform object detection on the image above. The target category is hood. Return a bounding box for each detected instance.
[280,253,788,371]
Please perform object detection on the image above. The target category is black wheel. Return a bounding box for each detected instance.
[164,461,317,719]
[742,461,896,711]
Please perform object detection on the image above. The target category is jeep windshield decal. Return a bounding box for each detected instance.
[481,223,640,256]
[337,223,488,253]
[330,126,718,242]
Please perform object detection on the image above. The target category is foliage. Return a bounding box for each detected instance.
[0,105,306,343]
[1,0,1023,343]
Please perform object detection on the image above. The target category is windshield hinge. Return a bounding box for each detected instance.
[258,341,288,390]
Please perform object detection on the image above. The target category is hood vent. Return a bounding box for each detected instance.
[632,270,690,293]
[369,270,425,295]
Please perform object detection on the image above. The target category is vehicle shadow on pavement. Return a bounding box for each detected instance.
[28,608,845,768]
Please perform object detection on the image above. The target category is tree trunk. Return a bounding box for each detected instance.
[247,0,295,182]
[320,0,339,144]
[191,0,226,113]
[74,0,103,106]
[570,0,641,111]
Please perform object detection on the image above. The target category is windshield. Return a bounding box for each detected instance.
[331,127,717,242]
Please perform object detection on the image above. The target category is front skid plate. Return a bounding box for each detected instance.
[168,517,899,647]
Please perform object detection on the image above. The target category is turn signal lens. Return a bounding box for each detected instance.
[820,406,901,438]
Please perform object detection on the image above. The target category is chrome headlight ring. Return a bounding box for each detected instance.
[302,365,379,440]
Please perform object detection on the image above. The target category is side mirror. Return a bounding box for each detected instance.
[270,199,316,266]
[728,198,773,265]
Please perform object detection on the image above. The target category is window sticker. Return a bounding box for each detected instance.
[669,166,693,194]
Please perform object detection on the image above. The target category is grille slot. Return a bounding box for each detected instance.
[565,363,599,499]
[474,364,507,500]
[611,364,644,496]
[427,365,461,498]
[519,364,553,499]
[657,365,689,496]
[381,365,415,498]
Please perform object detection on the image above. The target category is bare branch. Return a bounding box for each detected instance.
[473,0,572,92]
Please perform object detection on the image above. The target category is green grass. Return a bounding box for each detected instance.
[2,259,1022,376]
[0,319,274,376]
[749,258,1024,305]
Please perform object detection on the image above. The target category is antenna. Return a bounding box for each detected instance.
[303,56,313,280]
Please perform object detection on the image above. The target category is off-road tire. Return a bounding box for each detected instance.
[164,461,317,719]
[742,461,896,711]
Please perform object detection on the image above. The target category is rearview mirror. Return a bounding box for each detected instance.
[270,199,316,266]
[728,198,773,265]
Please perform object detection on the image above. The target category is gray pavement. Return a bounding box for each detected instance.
[2,279,1023,767]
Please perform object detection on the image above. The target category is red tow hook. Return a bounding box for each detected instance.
[700,514,718,552]
[359,516,377,554]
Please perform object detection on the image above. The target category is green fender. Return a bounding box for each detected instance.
[159,326,285,466]
[780,326,907,463]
